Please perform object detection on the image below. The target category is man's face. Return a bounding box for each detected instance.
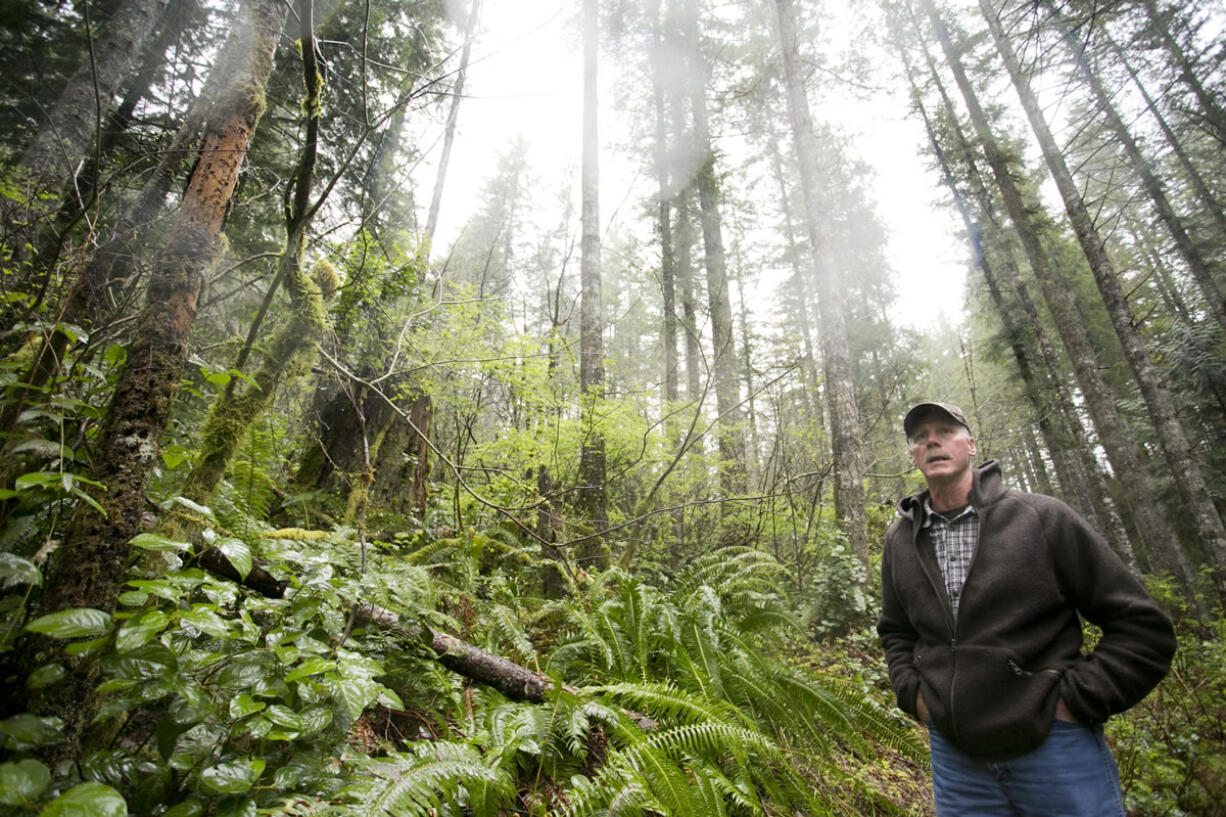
[907,415,976,485]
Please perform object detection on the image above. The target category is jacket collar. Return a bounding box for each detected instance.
[898,459,1005,542]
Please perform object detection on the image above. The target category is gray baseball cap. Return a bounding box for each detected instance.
[903,402,971,438]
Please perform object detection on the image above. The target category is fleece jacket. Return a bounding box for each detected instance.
[878,460,1176,761]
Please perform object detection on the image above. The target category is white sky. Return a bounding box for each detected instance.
[426,0,969,331]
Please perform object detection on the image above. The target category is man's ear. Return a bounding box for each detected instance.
[969,436,977,456]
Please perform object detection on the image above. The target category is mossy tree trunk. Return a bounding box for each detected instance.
[171,0,329,521]
[21,0,288,759]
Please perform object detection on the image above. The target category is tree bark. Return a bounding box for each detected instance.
[774,0,868,575]
[576,0,608,568]
[682,0,747,496]
[172,0,329,514]
[23,0,288,759]
[650,0,680,410]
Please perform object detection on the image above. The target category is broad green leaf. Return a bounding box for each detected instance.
[64,636,109,657]
[10,439,64,458]
[204,370,231,389]
[216,652,276,691]
[329,675,379,720]
[263,705,303,730]
[0,759,50,805]
[39,782,126,817]
[26,664,65,690]
[178,607,229,638]
[52,322,87,345]
[228,695,265,720]
[215,796,255,817]
[284,657,333,682]
[169,496,214,519]
[162,804,202,817]
[124,579,184,603]
[129,533,192,553]
[115,609,170,652]
[215,539,252,580]
[200,758,264,795]
[0,715,63,749]
[25,608,112,639]
[160,446,189,469]
[298,706,332,736]
[103,344,127,367]
[106,643,178,681]
[0,553,41,588]
[376,687,405,710]
[14,472,60,491]
[95,679,139,694]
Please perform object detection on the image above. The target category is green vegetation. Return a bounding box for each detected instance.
[2,0,1224,813]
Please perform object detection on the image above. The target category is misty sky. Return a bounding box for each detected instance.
[424,0,968,331]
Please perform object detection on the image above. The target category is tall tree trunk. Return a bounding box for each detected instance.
[676,188,702,408]
[1105,26,1226,239]
[767,132,824,434]
[424,0,481,242]
[576,0,607,569]
[21,0,287,759]
[1140,0,1226,147]
[1041,2,1226,335]
[1020,424,1054,497]
[915,0,1196,587]
[734,254,759,476]
[171,0,329,517]
[682,0,747,496]
[774,0,868,575]
[976,0,1226,593]
[0,0,171,338]
[15,0,170,203]
[650,0,679,410]
[901,43,1140,567]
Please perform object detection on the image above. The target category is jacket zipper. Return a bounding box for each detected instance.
[948,504,985,747]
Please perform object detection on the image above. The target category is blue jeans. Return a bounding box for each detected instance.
[928,720,1127,816]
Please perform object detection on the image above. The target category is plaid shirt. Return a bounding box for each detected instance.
[921,499,979,617]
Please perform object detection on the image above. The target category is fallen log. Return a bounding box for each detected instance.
[196,547,554,702]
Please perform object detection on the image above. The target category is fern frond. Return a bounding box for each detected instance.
[487,603,536,664]
[586,681,749,729]
[639,721,778,762]
[354,742,512,817]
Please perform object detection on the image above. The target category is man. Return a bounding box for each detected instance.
[878,401,1176,816]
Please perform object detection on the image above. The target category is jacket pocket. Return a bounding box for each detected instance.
[949,645,1063,760]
